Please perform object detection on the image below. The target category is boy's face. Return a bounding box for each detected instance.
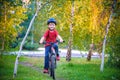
[48,23,56,30]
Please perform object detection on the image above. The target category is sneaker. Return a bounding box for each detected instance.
[56,56,60,61]
[43,69,48,73]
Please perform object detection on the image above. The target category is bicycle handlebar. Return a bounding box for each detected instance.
[39,40,65,45]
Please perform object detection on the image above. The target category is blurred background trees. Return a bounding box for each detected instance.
[0,0,27,51]
[0,0,120,67]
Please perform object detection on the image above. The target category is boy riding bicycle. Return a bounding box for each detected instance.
[39,18,63,73]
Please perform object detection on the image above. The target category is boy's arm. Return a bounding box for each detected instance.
[57,35,63,42]
[39,36,45,44]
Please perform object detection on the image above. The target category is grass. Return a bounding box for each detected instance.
[56,58,120,80]
[0,55,120,80]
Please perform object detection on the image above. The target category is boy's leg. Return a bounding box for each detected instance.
[53,43,59,56]
[53,43,60,60]
[44,46,51,72]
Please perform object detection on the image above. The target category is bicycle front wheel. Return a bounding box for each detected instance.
[50,55,56,80]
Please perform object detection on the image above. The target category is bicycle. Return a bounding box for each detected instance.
[41,40,64,80]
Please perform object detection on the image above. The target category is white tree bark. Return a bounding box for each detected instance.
[13,1,42,78]
[66,1,74,61]
[100,0,116,72]
[13,1,51,77]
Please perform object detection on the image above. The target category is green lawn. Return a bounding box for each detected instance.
[0,55,119,80]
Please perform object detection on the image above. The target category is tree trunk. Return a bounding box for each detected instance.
[0,38,4,55]
[13,11,38,78]
[0,2,7,55]
[13,1,42,78]
[66,1,74,61]
[31,25,34,44]
[87,44,94,61]
[66,38,72,61]
[100,0,117,72]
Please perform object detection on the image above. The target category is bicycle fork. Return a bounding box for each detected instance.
[51,47,57,68]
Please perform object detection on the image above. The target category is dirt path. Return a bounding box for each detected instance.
[19,61,43,73]
[19,61,65,80]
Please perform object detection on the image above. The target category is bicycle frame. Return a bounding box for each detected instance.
[49,43,57,80]
[40,40,64,80]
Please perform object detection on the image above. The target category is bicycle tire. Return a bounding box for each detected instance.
[50,55,56,80]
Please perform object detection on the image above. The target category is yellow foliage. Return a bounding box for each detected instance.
[0,1,27,49]
[36,0,115,49]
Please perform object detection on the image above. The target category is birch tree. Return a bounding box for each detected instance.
[13,1,42,78]
[100,0,117,72]
[66,0,74,61]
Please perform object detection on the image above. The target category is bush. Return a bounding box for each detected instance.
[107,34,120,68]
[10,41,18,48]
[23,42,39,50]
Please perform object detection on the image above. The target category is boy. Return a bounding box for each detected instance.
[39,18,63,73]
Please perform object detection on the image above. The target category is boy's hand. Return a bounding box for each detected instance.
[39,41,43,44]
[60,39,64,43]
[57,35,63,43]
[39,37,45,44]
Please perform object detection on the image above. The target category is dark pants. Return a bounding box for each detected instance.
[44,43,59,69]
